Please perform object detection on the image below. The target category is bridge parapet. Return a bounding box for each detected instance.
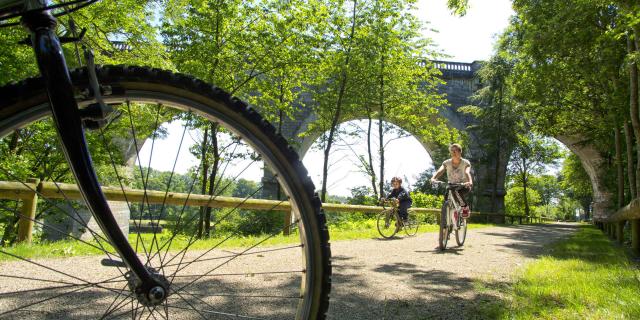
[421,60,481,79]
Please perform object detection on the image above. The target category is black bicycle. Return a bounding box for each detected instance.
[376,199,419,239]
[0,1,330,318]
[432,181,469,250]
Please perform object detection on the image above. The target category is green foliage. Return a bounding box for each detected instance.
[446,0,469,16]
[346,186,377,205]
[410,191,443,209]
[559,153,593,213]
[500,0,628,146]
[505,186,540,216]
[0,0,171,86]
[413,167,439,195]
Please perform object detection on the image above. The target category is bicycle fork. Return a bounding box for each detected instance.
[22,6,168,306]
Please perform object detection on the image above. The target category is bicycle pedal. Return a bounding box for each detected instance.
[101,258,127,268]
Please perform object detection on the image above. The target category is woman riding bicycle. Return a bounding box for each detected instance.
[430,143,473,217]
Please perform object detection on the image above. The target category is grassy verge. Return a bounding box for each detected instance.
[1,220,494,261]
[477,224,640,319]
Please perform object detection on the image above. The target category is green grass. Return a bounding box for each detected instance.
[476,224,640,319]
[0,220,494,261]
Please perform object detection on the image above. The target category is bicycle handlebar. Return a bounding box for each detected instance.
[431,180,466,187]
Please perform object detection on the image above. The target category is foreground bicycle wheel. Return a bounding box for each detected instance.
[438,203,449,250]
[376,210,398,239]
[0,66,331,319]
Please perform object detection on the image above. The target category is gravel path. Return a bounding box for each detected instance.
[0,223,578,319]
[327,222,579,319]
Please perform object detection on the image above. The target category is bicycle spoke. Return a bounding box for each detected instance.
[171,290,208,320]
[146,110,187,269]
[165,196,287,285]
[102,301,146,320]
[171,217,300,295]
[154,154,260,267]
[0,168,115,252]
[165,304,268,320]
[100,283,134,320]
[0,283,91,317]
[0,202,117,256]
[161,245,302,269]
[126,101,154,263]
[168,269,305,279]
[155,171,274,273]
[169,288,271,320]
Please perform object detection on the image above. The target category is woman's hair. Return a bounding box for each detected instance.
[391,176,402,184]
[449,143,463,153]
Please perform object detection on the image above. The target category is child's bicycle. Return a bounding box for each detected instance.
[0,1,330,319]
[432,181,469,250]
[376,198,419,238]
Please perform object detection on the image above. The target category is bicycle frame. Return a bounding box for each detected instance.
[20,0,165,303]
[444,189,461,227]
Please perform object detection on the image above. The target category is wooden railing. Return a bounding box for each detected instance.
[594,198,640,255]
[0,180,548,243]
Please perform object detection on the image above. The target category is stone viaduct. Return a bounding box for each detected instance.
[262,60,613,220]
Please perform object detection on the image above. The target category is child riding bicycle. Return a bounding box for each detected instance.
[383,177,412,224]
[430,143,473,217]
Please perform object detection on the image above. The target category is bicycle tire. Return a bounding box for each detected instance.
[455,217,467,246]
[438,202,449,250]
[403,209,419,237]
[0,65,331,319]
[376,209,399,239]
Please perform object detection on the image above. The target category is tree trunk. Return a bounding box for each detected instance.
[378,55,385,198]
[205,123,219,237]
[366,106,378,198]
[0,215,20,246]
[627,35,640,197]
[625,121,637,198]
[8,129,20,154]
[197,126,209,238]
[522,159,530,217]
[615,124,624,208]
[320,0,358,202]
[491,86,504,213]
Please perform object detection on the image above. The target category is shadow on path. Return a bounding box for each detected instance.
[327,223,579,319]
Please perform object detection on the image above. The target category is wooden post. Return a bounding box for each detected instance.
[485,214,489,223]
[616,221,625,244]
[283,210,292,236]
[16,178,40,243]
[519,216,522,224]
[632,219,640,255]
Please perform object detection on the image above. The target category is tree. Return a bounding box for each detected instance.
[507,133,562,217]
[530,174,562,218]
[505,186,541,217]
[559,153,593,218]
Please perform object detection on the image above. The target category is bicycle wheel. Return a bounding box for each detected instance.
[403,209,419,237]
[0,66,331,319]
[438,202,449,250]
[377,209,399,239]
[455,216,467,246]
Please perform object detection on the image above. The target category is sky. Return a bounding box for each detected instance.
[138,0,516,197]
[415,0,514,62]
